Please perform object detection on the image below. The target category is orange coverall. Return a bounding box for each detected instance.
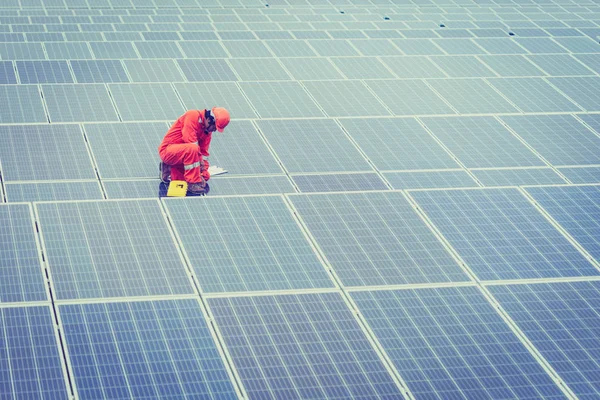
[158,110,212,183]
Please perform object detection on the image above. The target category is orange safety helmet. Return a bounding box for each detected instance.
[211,107,230,132]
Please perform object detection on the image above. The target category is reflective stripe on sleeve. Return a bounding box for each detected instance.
[184,161,201,170]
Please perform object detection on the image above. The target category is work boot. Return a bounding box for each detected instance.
[159,161,171,183]
[187,181,207,195]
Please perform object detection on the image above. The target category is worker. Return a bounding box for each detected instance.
[158,107,230,195]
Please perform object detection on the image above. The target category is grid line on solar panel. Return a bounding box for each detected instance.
[488,281,600,399]
[0,85,47,123]
[206,292,406,400]
[288,191,470,286]
[163,195,335,293]
[58,298,240,400]
[41,84,120,123]
[35,199,196,300]
[0,305,70,399]
[408,187,600,281]
[107,82,184,121]
[350,286,569,400]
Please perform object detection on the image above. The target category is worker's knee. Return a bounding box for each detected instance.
[183,143,199,156]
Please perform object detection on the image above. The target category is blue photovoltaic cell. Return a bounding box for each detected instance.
[16,60,73,84]
[208,292,403,399]
[525,185,600,261]
[471,168,567,187]
[204,120,283,176]
[5,182,103,202]
[292,173,388,193]
[36,200,194,300]
[70,60,129,83]
[304,80,391,117]
[410,188,599,280]
[0,61,17,84]
[173,82,258,119]
[164,196,333,293]
[289,192,469,286]
[0,306,69,399]
[0,124,96,181]
[526,54,596,76]
[421,116,545,168]
[558,167,600,184]
[0,43,46,60]
[257,119,372,173]
[42,84,119,123]
[489,281,600,399]
[44,42,93,59]
[340,118,460,170]
[383,170,479,189]
[123,59,185,82]
[0,204,46,302]
[239,81,323,118]
[102,180,166,200]
[0,85,46,123]
[84,122,167,179]
[579,114,600,135]
[60,299,237,400]
[352,287,566,400]
[501,115,600,166]
[89,41,140,59]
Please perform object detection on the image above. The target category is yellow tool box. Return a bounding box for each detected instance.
[166,180,188,197]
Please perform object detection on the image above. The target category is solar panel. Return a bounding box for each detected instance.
[479,55,546,77]
[0,85,46,123]
[0,61,17,84]
[471,167,567,186]
[526,54,596,76]
[0,203,47,302]
[108,83,184,121]
[0,306,69,399]
[239,81,323,118]
[5,181,103,202]
[195,120,282,175]
[330,57,395,79]
[409,187,599,280]
[164,195,333,292]
[426,79,519,114]
[489,281,600,399]
[302,80,391,117]
[177,40,228,58]
[134,41,184,58]
[89,41,140,59]
[421,116,544,168]
[514,37,569,53]
[292,173,388,192]
[0,43,46,60]
[264,40,318,57]
[430,55,497,77]
[44,42,93,59]
[15,60,73,84]
[501,115,600,166]
[557,165,600,183]
[228,58,291,81]
[553,36,600,53]
[383,170,478,189]
[36,199,195,300]
[176,59,238,82]
[123,59,185,82]
[279,57,344,80]
[43,83,120,122]
[431,38,488,54]
[525,185,600,261]
[205,176,296,196]
[391,39,446,55]
[289,191,469,285]
[208,292,404,399]
[488,77,582,112]
[221,40,272,57]
[307,39,361,56]
[257,119,372,173]
[340,117,460,170]
[173,82,257,118]
[352,287,566,399]
[380,56,447,78]
[472,38,530,54]
[70,59,130,83]
[573,53,600,74]
[84,122,166,179]
[347,39,402,56]
[59,299,238,399]
[0,124,96,181]
[364,79,456,116]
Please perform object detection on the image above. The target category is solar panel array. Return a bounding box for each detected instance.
[0,0,599,398]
